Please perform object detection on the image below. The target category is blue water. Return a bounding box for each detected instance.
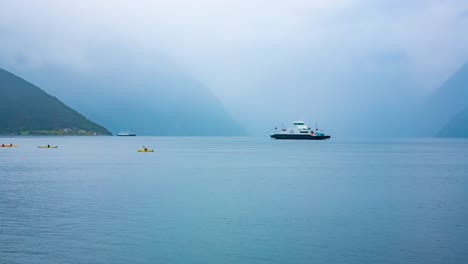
[1,137,467,264]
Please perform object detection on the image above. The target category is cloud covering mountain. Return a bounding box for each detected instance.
[1,0,468,136]
[415,62,468,136]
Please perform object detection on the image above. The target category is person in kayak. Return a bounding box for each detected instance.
[143,146,148,151]
[47,144,50,148]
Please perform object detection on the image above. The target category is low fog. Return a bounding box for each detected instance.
[1,0,468,136]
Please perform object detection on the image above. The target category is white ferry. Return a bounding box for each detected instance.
[270,121,331,140]
[116,130,136,136]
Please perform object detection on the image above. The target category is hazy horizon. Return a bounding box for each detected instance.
[1,0,468,136]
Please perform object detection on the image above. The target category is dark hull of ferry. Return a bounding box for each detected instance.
[270,134,331,140]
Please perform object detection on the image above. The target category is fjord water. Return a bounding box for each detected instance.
[1,137,467,264]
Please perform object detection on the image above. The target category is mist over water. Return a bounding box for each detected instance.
[1,137,468,263]
[1,1,468,136]
[1,1,468,263]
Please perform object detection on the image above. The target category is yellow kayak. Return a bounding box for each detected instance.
[38,146,58,148]
[137,149,154,152]
[1,144,17,148]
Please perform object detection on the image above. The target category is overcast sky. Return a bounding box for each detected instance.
[1,0,468,135]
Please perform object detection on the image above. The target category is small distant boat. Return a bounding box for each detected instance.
[38,145,58,148]
[270,121,331,140]
[117,130,136,136]
[1,144,17,148]
[137,149,154,152]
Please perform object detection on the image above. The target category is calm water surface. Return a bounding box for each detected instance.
[1,137,467,264]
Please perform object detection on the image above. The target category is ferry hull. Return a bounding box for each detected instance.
[270,134,331,140]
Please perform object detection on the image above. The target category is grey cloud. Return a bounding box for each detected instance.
[1,0,468,136]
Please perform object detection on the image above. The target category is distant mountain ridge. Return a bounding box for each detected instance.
[7,58,245,136]
[415,62,468,136]
[437,106,468,138]
[0,68,111,135]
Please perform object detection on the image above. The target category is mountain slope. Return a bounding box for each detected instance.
[415,62,468,136]
[437,106,468,138]
[8,60,245,136]
[0,68,111,135]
